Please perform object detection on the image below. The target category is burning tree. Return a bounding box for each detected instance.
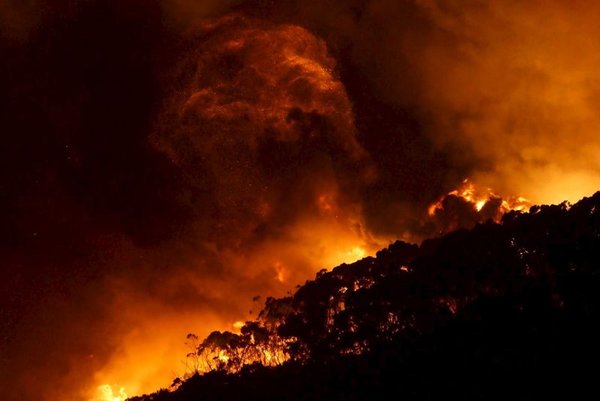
[184,191,600,379]
[133,191,600,401]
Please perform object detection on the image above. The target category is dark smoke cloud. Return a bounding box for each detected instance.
[1,3,376,400]
[268,0,600,206]
[152,14,370,247]
[233,0,600,235]
[2,1,600,401]
[0,0,41,41]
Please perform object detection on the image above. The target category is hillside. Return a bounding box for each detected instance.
[132,191,600,400]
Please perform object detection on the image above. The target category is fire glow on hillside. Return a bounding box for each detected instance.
[3,2,600,401]
[428,179,531,221]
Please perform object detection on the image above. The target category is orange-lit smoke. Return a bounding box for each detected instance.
[20,3,600,401]
[428,179,530,218]
[90,3,600,396]
[426,178,531,235]
[341,0,600,205]
[150,13,383,286]
[86,15,386,400]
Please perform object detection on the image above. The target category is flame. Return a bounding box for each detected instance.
[274,261,288,283]
[475,199,486,212]
[84,307,230,401]
[84,16,384,401]
[428,179,484,216]
[83,209,383,401]
[428,179,531,219]
[94,385,127,401]
[343,246,367,262]
[217,350,230,364]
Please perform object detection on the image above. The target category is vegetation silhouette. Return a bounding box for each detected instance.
[132,191,600,401]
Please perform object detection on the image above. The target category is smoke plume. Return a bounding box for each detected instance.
[2,1,600,401]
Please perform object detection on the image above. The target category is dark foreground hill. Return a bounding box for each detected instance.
[132,192,600,401]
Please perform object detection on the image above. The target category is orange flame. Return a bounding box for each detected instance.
[428,179,531,219]
[94,385,127,401]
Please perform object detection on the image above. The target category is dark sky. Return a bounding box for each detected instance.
[1,1,599,400]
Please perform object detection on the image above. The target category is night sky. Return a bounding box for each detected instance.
[1,1,600,400]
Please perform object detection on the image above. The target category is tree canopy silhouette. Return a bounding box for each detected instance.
[132,191,600,401]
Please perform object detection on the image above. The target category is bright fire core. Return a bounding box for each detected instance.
[89,238,377,401]
[95,385,127,401]
[428,179,531,218]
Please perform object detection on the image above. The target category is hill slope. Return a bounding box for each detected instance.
[133,192,600,400]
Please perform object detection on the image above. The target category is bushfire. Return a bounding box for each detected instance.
[4,2,600,401]
[95,385,127,401]
[428,179,531,217]
[426,179,532,234]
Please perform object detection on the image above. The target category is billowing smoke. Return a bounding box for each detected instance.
[2,1,600,401]
[2,7,381,401]
[231,0,600,238]
[356,0,600,205]
[276,0,600,204]
[85,17,384,399]
[152,14,370,253]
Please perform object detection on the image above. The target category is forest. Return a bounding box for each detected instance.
[131,191,600,400]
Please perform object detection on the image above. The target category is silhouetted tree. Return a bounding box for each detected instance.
[133,191,600,401]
